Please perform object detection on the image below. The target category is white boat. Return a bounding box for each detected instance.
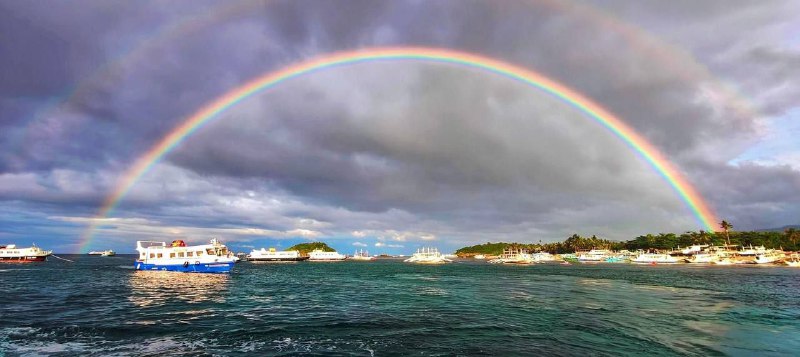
[349,249,375,261]
[404,247,451,264]
[101,250,115,257]
[474,254,486,260]
[679,245,709,255]
[0,244,52,262]
[754,250,786,264]
[577,249,611,262]
[489,247,534,264]
[713,258,735,265]
[134,238,236,273]
[308,249,346,261]
[785,255,800,267]
[247,248,309,261]
[631,253,681,264]
[738,245,767,256]
[531,252,557,262]
[685,251,721,263]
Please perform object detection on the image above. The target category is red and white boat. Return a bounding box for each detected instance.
[0,244,53,262]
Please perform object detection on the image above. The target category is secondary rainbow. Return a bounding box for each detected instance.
[79,47,718,252]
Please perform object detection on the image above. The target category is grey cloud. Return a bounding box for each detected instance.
[1,0,799,251]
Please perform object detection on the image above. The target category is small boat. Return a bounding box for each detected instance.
[307,249,346,261]
[349,249,375,261]
[247,248,309,262]
[713,258,735,265]
[532,252,557,262]
[0,244,52,262]
[404,247,451,264]
[474,254,486,260]
[134,238,236,273]
[753,250,786,264]
[631,253,681,264]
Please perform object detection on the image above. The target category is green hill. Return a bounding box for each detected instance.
[287,242,335,254]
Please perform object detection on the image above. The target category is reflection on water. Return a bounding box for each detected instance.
[127,271,230,307]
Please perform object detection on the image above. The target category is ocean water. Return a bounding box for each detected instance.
[1,256,799,356]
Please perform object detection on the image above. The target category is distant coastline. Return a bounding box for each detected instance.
[456,229,800,256]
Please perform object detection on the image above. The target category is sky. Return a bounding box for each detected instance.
[1,0,799,254]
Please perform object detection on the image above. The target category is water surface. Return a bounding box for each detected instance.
[1,256,798,356]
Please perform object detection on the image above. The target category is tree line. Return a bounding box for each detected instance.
[456,227,800,256]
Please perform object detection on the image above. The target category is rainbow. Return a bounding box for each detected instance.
[79,47,718,252]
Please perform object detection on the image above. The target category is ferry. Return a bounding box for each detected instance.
[247,248,309,262]
[88,250,115,256]
[307,249,346,261]
[0,244,52,262]
[404,247,452,264]
[134,238,236,273]
[631,253,682,264]
[349,249,375,261]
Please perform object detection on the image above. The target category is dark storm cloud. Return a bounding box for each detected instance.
[1,0,799,251]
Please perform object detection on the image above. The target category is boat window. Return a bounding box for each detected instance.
[187,252,193,257]
[206,248,214,255]
[196,251,203,256]
[170,253,176,258]
[178,252,185,258]
[150,253,155,259]
[157,253,163,258]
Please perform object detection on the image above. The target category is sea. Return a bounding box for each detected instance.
[1,256,799,356]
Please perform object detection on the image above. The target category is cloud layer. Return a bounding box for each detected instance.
[1,0,799,253]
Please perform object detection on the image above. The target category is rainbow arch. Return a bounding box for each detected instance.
[79,47,718,252]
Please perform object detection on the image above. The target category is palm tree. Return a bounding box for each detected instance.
[720,221,733,246]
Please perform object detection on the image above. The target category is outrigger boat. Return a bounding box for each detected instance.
[349,249,375,261]
[404,247,451,264]
[134,238,235,273]
[631,253,681,264]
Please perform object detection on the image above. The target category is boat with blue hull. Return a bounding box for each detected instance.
[134,238,236,273]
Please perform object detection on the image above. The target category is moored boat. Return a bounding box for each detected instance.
[489,247,534,264]
[247,248,309,262]
[404,247,451,264]
[631,253,681,264]
[0,244,52,262]
[134,238,235,273]
[577,249,611,262]
[754,250,786,264]
[349,249,375,261]
[308,249,346,261]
